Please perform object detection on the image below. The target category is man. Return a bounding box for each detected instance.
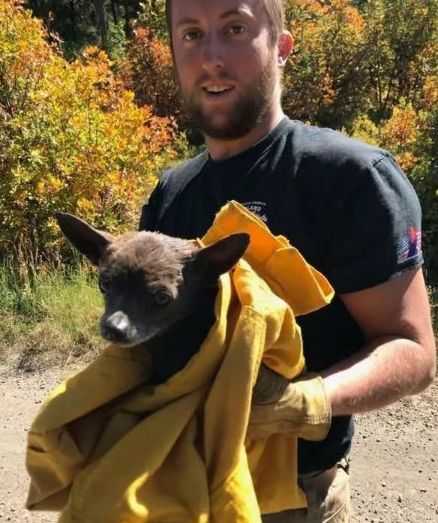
[139,0,436,521]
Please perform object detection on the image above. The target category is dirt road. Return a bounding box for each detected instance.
[1,364,437,522]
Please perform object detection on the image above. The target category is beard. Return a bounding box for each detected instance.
[179,60,277,141]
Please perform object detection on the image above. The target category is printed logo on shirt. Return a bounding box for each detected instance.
[396,226,422,263]
[242,201,268,223]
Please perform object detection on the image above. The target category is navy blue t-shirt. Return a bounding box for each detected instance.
[139,118,423,474]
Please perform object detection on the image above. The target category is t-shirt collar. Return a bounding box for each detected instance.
[207,117,290,166]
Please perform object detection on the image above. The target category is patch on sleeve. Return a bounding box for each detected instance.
[396,227,422,263]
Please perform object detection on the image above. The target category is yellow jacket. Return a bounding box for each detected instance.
[26,201,334,522]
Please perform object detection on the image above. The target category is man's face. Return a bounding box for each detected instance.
[170,0,280,141]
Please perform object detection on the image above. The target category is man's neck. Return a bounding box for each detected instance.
[205,109,286,161]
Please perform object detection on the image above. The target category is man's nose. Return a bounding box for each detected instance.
[201,33,225,72]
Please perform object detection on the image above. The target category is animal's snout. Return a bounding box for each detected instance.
[100,311,135,344]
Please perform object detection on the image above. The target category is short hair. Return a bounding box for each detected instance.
[165,0,285,46]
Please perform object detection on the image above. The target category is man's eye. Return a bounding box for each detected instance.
[183,30,202,41]
[154,291,172,306]
[227,24,245,35]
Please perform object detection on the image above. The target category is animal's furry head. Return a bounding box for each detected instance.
[56,213,250,349]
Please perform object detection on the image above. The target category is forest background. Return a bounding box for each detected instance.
[0,0,437,366]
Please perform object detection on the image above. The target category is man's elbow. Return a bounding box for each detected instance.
[413,339,436,393]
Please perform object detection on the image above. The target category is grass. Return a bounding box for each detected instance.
[0,259,105,370]
[0,256,437,372]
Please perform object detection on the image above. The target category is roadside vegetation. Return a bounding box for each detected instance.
[0,0,437,367]
[0,257,104,368]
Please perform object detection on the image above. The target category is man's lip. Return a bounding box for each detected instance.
[201,87,236,100]
[201,83,235,91]
[201,87,236,103]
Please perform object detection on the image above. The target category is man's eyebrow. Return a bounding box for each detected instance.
[175,9,254,28]
[175,18,200,29]
[220,8,253,19]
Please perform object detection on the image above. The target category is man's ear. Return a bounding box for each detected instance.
[192,233,250,279]
[56,212,114,266]
[277,31,294,66]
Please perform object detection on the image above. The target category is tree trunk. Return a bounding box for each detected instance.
[124,1,131,37]
[69,0,76,36]
[93,0,108,50]
[111,0,118,24]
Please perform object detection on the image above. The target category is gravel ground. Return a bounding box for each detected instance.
[350,379,438,522]
[0,364,437,522]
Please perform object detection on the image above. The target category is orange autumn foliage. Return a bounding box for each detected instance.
[0,0,188,260]
[124,26,179,118]
[283,0,367,127]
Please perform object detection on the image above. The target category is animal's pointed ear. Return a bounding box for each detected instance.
[193,233,250,279]
[56,212,114,266]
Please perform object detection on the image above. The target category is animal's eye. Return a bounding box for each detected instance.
[98,274,111,294]
[154,291,172,306]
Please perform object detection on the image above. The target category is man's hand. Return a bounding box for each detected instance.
[248,364,331,441]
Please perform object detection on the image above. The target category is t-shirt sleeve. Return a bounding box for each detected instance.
[139,181,163,231]
[319,153,423,294]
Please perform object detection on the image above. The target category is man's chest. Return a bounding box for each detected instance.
[159,169,320,268]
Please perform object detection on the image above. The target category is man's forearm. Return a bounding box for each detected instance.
[321,336,436,417]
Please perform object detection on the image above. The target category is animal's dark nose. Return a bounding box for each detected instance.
[100,311,132,343]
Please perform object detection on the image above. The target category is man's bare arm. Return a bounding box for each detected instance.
[321,268,436,416]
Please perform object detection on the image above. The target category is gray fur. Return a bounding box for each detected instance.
[56,213,250,383]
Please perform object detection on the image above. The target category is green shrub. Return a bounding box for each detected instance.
[0,260,104,368]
